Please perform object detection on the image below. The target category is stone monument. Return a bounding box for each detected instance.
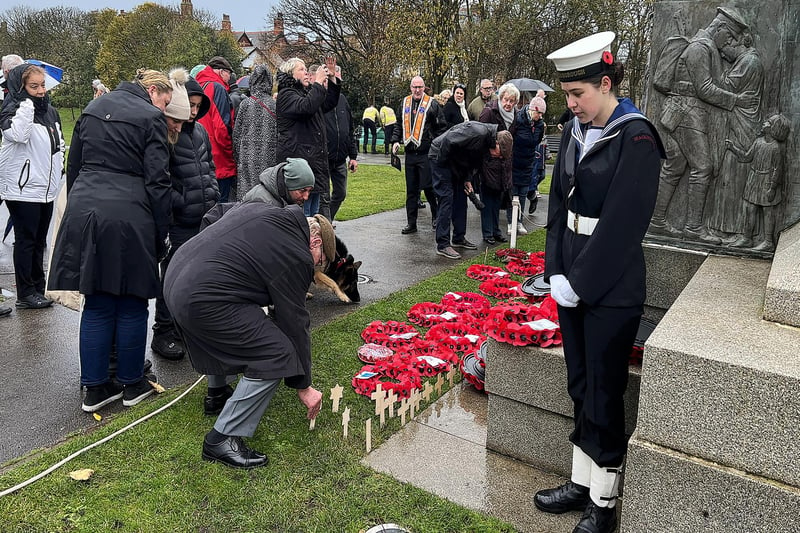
[644,1,798,256]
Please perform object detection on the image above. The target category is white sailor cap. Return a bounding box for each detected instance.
[547,31,616,82]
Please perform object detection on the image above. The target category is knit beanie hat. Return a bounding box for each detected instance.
[165,68,191,121]
[282,158,315,191]
[529,96,547,114]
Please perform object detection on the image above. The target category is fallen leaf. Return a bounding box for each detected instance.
[92,413,102,421]
[148,380,165,393]
[68,469,94,481]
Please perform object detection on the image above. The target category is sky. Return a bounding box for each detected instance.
[12,1,281,33]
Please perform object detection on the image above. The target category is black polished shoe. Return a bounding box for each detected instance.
[401,225,418,235]
[534,480,590,514]
[204,384,234,415]
[151,333,185,360]
[0,306,11,317]
[493,234,508,243]
[573,502,617,533]
[202,434,268,469]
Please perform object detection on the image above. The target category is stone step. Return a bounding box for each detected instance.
[622,437,800,533]
[764,221,800,327]
[634,255,800,488]
[485,340,642,477]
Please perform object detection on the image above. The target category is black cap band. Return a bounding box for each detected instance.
[557,61,606,82]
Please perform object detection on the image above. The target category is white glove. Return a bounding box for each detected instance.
[550,274,580,308]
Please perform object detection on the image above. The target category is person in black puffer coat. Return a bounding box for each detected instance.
[275,57,340,217]
[151,68,220,360]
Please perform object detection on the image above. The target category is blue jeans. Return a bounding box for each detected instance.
[80,293,148,386]
[506,184,528,224]
[480,187,503,239]
[303,192,321,216]
[431,161,467,249]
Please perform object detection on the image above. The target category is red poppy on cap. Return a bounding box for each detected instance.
[602,51,614,65]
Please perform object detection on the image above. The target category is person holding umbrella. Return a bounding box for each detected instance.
[0,63,65,310]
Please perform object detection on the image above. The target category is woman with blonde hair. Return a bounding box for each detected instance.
[49,68,173,413]
[0,63,65,311]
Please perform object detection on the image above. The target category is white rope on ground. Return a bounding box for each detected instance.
[0,374,207,498]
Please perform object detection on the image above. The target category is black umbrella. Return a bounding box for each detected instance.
[506,78,554,92]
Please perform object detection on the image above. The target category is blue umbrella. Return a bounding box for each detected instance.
[25,59,63,90]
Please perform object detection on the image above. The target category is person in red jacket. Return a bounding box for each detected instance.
[195,56,237,202]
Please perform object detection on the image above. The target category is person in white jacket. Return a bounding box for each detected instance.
[0,63,65,309]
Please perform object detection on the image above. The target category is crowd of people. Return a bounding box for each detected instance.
[0,29,667,533]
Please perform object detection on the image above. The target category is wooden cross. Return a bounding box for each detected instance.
[342,406,351,438]
[398,398,409,425]
[447,366,457,387]
[371,383,387,416]
[365,418,372,453]
[422,381,433,401]
[329,384,344,412]
[410,388,421,419]
[434,374,444,395]
[387,391,398,418]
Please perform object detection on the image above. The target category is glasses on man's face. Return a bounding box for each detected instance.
[411,85,425,89]
[481,86,494,91]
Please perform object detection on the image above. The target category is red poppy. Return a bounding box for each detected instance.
[602,51,614,65]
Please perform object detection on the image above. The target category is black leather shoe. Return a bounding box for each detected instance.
[151,333,185,360]
[534,480,590,514]
[204,384,234,415]
[202,434,268,469]
[493,234,508,243]
[401,225,418,234]
[0,306,11,317]
[572,502,617,533]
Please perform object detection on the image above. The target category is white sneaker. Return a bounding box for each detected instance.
[517,223,528,235]
[507,224,513,235]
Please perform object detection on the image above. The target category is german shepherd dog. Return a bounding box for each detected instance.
[314,236,362,303]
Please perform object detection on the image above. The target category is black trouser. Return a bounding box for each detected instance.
[383,124,395,153]
[154,225,198,337]
[557,302,642,467]
[362,119,377,153]
[404,151,437,227]
[5,200,53,298]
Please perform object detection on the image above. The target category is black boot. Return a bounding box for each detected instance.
[572,502,617,533]
[534,480,590,514]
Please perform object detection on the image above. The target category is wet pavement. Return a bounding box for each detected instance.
[0,155,561,531]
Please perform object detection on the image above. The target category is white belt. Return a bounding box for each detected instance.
[567,210,599,236]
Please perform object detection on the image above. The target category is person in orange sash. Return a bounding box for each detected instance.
[390,76,446,235]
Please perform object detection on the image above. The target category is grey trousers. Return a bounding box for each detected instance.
[211,375,281,438]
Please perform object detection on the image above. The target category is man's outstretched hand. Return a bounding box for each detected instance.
[298,386,323,419]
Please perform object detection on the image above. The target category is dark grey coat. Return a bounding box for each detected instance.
[48,82,171,299]
[164,203,314,388]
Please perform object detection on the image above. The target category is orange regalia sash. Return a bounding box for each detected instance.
[402,94,431,147]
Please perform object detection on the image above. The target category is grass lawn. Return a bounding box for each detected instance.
[0,227,547,532]
[58,108,80,146]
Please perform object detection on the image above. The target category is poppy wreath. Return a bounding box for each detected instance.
[425,321,486,354]
[479,277,524,299]
[466,264,511,281]
[484,300,559,325]
[361,320,420,350]
[406,302,473,329]
[352,358,422,399]
[485,320,563,347]
[439,291,492,321]
[494,248,529,263]
[505,254,546,277]
[397,339,458,377]
[459,350,486,391]
[629,345,644,366]
[357,343,395,364]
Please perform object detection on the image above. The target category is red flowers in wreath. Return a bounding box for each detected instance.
[361,320,420,350]
[466,264,510,281]
[602,51,614,65]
